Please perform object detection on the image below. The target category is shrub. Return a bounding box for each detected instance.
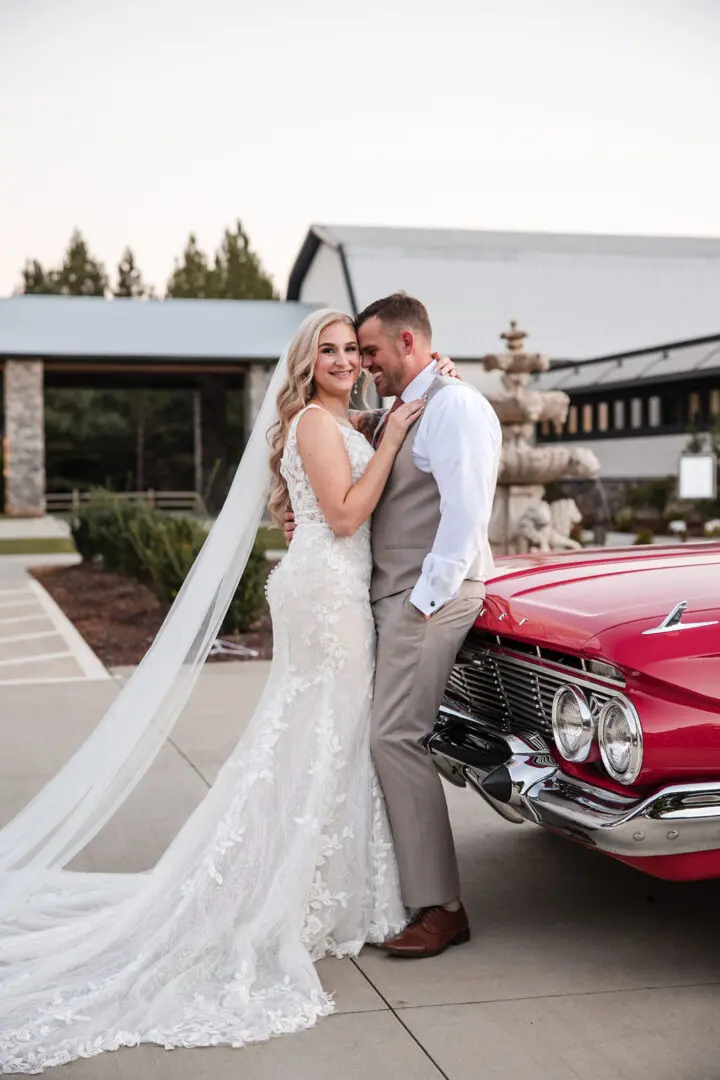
[633,528,654,545]
[614,506,635,532]
[71,494,146,567]
[626,477,676,514]
[71,494,268,633]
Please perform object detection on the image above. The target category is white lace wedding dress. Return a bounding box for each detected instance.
[0,404,405,1074]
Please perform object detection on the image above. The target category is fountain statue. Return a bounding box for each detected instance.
[484,321,600,555]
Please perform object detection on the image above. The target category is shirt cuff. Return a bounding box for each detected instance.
[409,578,451,617]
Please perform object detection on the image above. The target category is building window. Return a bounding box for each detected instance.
[663,393,681,427]
[568,405,578,435]
[631,398,643,429]
[613,399,625,430]
[689,391,701,426]
[711,388,720,421]
[598,402,609,432]
[582,404,593,433]
[648,396,661,428]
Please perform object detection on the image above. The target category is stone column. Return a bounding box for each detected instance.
[244,362,273,442]
[3,359,46,517]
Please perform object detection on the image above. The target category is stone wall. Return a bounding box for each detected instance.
[3,359,46,517]
[244,363,273,438]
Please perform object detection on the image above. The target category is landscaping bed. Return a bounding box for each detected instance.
[31,562,274,668]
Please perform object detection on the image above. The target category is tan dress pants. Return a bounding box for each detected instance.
[370,582,484,909]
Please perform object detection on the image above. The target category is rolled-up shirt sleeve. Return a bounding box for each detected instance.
[409,387,501,616]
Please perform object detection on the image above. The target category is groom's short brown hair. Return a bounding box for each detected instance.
[355,293,432,341]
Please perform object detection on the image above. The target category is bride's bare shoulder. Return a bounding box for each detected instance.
[295,405,343,450]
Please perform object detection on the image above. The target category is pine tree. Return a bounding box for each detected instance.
[21,259,57,294]
[165,234,214,298]
[212,220,276,300]
[54,230,109,296]
[114,247,146,297]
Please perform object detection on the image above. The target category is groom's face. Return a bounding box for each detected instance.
[358,317,408,398]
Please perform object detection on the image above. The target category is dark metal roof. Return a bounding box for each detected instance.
[532,334,720,393]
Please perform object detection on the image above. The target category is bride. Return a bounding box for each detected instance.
[0,308,453,1073]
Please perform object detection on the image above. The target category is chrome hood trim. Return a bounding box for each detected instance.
[642,599,718,635]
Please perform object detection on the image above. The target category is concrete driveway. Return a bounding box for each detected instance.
[2,664,720,1080]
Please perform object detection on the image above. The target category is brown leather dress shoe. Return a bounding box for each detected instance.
[382,903,470,958]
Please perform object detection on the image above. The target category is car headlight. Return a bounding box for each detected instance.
[552,686,596,762]
[598,695,643,784]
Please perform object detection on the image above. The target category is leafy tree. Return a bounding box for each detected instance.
[165,234,214,298]
[114,247,147,297]
[212,220,276,300]
[44,387,197,494]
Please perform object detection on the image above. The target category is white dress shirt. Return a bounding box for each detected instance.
[399,362,502,617]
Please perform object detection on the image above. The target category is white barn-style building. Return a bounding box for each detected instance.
[288,225,720,480]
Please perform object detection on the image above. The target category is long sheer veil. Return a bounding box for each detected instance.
[0,347,289,919]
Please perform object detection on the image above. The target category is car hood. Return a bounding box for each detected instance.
[481,544,720,653]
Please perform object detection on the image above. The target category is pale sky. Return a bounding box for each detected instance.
[1,0,719,298]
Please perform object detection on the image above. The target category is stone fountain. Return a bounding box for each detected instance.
[484,321,600,555]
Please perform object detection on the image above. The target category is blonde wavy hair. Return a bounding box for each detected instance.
[267,308,357,525]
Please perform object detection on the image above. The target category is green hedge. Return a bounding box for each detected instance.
[71,494,268,633]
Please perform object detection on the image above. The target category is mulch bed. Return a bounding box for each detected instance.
[31,563,274,668]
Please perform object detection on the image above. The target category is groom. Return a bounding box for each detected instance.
[355,294,501,957]
[285,294,501,957]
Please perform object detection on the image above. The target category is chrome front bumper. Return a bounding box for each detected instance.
[428,706,720,858]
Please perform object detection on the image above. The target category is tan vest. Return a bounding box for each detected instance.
[370,376,497,603]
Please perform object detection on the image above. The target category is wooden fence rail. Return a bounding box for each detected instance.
[46,490,206,514]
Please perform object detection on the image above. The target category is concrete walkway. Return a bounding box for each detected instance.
[2,664,720,1079]
[0,515,71,540]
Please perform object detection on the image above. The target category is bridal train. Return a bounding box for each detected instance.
[0,407,405,1073]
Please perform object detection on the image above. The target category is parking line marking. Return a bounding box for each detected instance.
[26,579,109,680]
[0,630,61,645]
[0,614,49,626]
[0,674,110,687]
[0,650,73,667]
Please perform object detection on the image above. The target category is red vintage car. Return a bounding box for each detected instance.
[429,542,720,881]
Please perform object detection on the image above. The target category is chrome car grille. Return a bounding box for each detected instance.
[446,634,618,740]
